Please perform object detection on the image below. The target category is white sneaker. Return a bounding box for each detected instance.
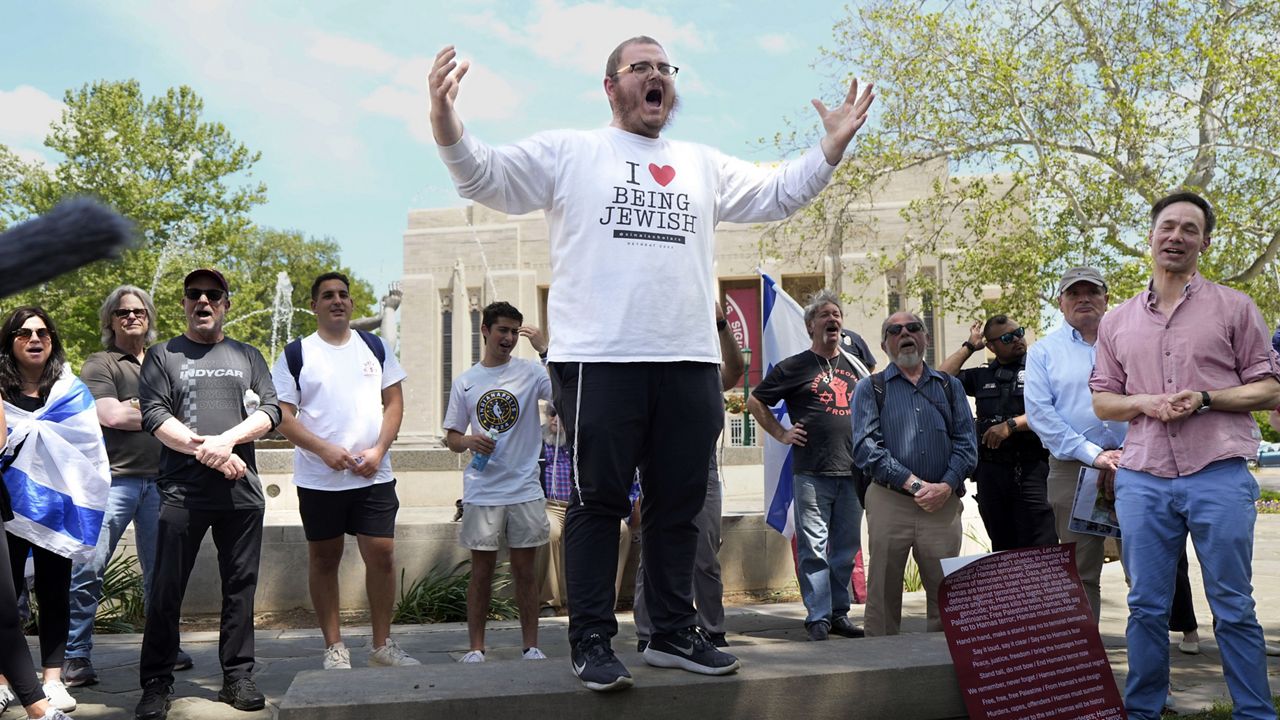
[522,647,547,660]
[41,680,76,712]
[323,642,352,670]
[368,639,421,667]
[0,684,17,713]
[458,650,485,663]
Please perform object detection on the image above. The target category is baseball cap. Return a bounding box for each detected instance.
[183,268,230,294]
[1056,267,1106,295]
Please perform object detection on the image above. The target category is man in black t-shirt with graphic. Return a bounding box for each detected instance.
[747,290,867,642]
[134,269,281,720]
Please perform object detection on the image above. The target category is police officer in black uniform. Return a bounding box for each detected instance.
[939,316,1056,551]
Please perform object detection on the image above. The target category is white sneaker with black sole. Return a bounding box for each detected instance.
[571,633,633,692]
[643,626,741,675]
[42,681,76,712]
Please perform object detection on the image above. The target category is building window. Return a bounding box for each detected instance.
[471,307,482,364]
[782,274,824,306]
[441,308,453,417]
[922,289,936,367]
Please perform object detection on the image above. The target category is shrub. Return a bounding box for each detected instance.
[393,560,518,625]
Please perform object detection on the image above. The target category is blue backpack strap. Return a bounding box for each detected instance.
[284,338,304,392]
[356,329,386,367]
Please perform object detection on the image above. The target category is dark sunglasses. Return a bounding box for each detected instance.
[13,327,52,341]
[884,321,924,337]
[113,308,149,319]
[989,327,1026,344]
[184,287,226,302]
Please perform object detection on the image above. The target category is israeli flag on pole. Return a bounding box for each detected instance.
[759,272,812,537]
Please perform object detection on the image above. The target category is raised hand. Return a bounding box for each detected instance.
[814,78,876,165]
[429,45,471,146]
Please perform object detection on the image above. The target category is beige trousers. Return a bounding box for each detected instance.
[863,482,963,636]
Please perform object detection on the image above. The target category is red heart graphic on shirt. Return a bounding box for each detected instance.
[649,163,676,187]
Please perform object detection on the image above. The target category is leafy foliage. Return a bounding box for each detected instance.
[0,80,376,366]
[771,0,1280,328]
[23,553,146,635]
[393,560,519,625]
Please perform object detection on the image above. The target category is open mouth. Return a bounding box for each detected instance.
[898,338,918,351]
[645,88,663,109]
[195,308,213,320]
[824,322,840,335]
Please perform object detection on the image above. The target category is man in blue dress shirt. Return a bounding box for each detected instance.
[852,311,977,636]
[1024,267,1126,620]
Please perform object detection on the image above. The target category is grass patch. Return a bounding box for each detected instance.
[393,560,518,625]
[1259,489,1280,514]
[1173,695,1280,719]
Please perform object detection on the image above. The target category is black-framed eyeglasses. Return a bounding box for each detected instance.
[989,327,1026,344]
[184,287,226,302]
[884,321,925,337]
[113,308,149,319]
[12,327,52,341]
[614,61,679,78]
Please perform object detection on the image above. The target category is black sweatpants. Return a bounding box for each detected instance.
[139,504,264,686]
[550,361,722,646]
[0,523,44,706]
[972,458,1057,551]
[6,531,71,669]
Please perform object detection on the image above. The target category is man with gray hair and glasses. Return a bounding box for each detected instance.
[62,286,193,688]
[852,312,976,636]
[748,290,868,642]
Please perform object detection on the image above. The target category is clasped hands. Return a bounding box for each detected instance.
[1138,390,1204,423]
[188,433,247,480]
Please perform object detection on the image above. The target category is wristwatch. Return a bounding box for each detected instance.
[1005,418,1018,432]
[1195,391,1211,414]
[962,341,979,353]
[907,478,924,495]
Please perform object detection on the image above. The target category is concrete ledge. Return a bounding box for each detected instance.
[278,634,966,720]
[122,511,797,614]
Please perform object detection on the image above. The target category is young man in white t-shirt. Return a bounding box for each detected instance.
[270,272,417,670]
[444,301,552,663]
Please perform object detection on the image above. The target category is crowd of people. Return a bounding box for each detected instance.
[1,31,1277,720]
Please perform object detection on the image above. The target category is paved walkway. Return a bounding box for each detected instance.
[7,514,1280,719]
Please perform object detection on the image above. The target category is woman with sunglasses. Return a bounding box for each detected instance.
[0,306,111,715]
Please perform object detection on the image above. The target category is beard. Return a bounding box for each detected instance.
[543,424,566,447]
[611,88,680,136]
[890,348,923,369]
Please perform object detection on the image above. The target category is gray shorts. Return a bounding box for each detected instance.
[459,498,551,551]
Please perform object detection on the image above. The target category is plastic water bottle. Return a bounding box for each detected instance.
[469,428,499,470]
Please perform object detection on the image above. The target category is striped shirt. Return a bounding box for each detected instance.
[851,363,977,494]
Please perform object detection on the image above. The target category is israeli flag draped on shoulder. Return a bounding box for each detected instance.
[759,272,869,537]
[3,368,111,561]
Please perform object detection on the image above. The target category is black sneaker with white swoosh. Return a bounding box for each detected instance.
[571,633,633,692]
[643,626,741,675]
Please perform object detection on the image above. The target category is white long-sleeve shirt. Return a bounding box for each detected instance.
[438,127,836,363]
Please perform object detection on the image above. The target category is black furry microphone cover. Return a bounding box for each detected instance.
[0,198,136,298]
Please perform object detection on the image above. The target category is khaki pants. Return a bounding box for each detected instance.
[537,500,631,611]
[863,483,962,636]
[1047,458,1117,622]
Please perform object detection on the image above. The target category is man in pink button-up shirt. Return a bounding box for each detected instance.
[1090,190,1280,720]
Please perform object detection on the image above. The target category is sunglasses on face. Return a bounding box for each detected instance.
[113,308,148,319]
[184,287,226,302]
[13,327,52,341]
[989,327,1026,344]
[884,321,925,337]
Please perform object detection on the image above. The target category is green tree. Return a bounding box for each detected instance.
[0,80,376,366]
[774,0,1280,328]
